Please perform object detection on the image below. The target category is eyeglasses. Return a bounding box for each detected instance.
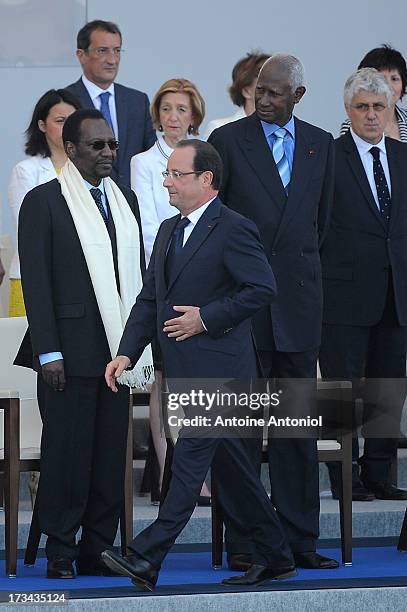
[350,103,387,113]
[162,170,204,179]
[80,140,119,151]
[85,47,123,57]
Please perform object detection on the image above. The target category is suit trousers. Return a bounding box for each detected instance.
[319,279,407,487]
[37,375,129,560]
[222,348,320,555]
[129,435,294,569]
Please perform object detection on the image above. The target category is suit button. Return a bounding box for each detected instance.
[271,250,276,256]
[300,250,304,256]
[165,299,170,305]
[386,238,390,242]
[299,280,305,287]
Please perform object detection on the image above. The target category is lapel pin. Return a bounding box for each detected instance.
[309,149,316,155]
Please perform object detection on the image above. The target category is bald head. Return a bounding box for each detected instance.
[255,53,306,125]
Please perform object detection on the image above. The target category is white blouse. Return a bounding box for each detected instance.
[7,155,57,279]
[130,135,176,263]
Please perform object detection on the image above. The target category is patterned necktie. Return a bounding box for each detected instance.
[369,146,391,222]
[90,188,108,224]
[165,217,191,283]
[272,127,291,192]
[99,92,114,132]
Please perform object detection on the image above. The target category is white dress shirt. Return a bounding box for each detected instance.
[181,197,216,245]
[81,75,119,139]
[350,129,391,209]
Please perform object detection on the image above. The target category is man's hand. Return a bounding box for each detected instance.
[163,306,204,342]
[105,355,131,392]
[0,255,5,286]
[42,359,65,391]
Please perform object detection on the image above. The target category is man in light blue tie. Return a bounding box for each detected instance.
[209,53,337,571]
[65,20,156,187]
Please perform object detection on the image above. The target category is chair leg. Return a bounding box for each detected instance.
[210,469,223,569]
[4,397,20,577]
[24,495,41,566]
[0,473,4,508]
[120,396,134,555]
[339,455,353,565]
[397,507,407,551]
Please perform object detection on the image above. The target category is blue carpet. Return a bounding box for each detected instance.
[0,543,406,599]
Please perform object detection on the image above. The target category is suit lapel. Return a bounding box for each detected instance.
[166,199,221,292]
[386,138,402,232]
[343,132,387,231]
[75,79,95,108]
[156,214,179,294]
[114,84,127,172]
[239,115,286,212]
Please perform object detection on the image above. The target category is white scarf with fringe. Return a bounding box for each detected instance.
[58,160,154,388]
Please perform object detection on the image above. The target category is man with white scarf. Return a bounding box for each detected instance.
[15,109,153,579]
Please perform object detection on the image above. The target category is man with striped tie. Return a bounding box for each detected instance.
[209,53,337,571]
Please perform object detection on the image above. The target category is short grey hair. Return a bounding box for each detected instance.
[259,53,305,91]
[344,67,393,107]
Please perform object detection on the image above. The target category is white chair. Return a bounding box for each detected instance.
[0,316,41,575]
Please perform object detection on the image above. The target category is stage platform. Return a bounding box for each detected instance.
[0,540,406,611]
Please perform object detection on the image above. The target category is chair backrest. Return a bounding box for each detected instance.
[0,316,41,448]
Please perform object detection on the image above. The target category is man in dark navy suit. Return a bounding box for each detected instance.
[319,68,407,501]
[102,139,297,589]
[65,20,155,187]
[209,53,338,571]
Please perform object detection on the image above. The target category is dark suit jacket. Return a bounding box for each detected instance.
[118,197,277,379]
[65,79,156,187]
[14,178,144,377]
[209,113,334,353]
[321,132,407,326]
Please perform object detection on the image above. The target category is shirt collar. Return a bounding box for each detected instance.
[81,75,115,103]
[182,196,217,226]
[260,115,295,140]
[84,178,105,195]
[350,128,386,156]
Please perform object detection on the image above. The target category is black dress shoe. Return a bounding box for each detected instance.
[293,551,339,569]
[101,550,158,591]
[76,555,122,576]
[47,557,75,579]
[222,563,297,586]
[227,553,253,572]
[332,483,375,502]
[367,483,407,500]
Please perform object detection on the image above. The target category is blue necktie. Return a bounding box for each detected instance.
[272,127,291,192]
[99,92,114,132]
[369,146,391,222]
[165,217,191,283]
